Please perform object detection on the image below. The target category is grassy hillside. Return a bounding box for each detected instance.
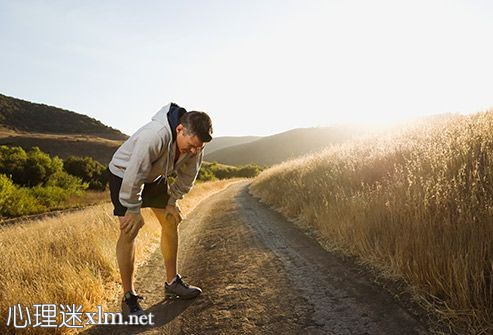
[0,93,127,164]
[250,111,493,333]
[0,93,127,140]
[204,136,262,155]
[205,127,357,166]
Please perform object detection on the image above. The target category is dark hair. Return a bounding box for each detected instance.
[180,111,213,142]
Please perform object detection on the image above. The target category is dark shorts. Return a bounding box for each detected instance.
[107,168,170,216]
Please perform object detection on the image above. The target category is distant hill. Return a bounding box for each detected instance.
[204,127,357,166]
[0,93,127,140]
[0,93,128,164]
[204,136,262,155]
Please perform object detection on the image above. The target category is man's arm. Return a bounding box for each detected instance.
[167,150,204,207]
[119,130,164,214]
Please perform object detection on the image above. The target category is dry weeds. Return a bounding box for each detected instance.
[0,178,241,334]
[251,112,493,334]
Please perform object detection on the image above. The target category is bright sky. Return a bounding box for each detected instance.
[1,0,492,137]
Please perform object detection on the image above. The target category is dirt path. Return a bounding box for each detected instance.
[85,181,431,335]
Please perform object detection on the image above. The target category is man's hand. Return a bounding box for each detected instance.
[120,212,144,239]
[164,204,183,225]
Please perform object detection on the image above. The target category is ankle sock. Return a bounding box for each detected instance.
[167,276,177,285]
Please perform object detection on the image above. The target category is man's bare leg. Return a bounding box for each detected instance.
[152,207,202,299]
[152,208,179,283]
[116,216,138,293]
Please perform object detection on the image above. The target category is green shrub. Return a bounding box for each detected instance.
[63,156,107,190]
[0,174,17,215]
[197,167,217,182]
[0,174,45,217]
[199,162,263,180]
[0,147,91,218]
[8,187,45,216]
[23,147,61,186]
[0,146,65,186]
[45,171,87,194]
[236,165,262,178]
[0,146,28,183]
[30,186,69,208]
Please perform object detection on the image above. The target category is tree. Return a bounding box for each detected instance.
[63,156,107,190]
[0,146,64,186]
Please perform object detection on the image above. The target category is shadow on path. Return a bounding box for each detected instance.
[81,298,196,335]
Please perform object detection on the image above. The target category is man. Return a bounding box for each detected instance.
[107,102,213,318]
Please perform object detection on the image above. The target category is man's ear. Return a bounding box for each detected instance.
[176,124,184,133]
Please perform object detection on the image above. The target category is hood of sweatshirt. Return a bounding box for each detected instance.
[152,102,187,142]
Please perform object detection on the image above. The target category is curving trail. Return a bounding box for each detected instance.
[86,181,430,335]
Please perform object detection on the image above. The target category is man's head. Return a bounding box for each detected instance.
[176,111,213,155]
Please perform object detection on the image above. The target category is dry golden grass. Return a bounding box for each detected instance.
[250,112,493,334]
[0,178,241,335]
[65,190,110,208]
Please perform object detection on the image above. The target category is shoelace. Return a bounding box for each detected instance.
[176,276,190,288]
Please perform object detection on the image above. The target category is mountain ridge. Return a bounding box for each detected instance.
[205,126,358,166]
[0,93,127,164]
[0,93,127,140]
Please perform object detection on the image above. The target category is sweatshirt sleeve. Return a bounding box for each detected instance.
[167,150,203,206]
[119,130,164,214]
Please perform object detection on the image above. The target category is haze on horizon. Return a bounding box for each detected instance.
[1,0,492,137]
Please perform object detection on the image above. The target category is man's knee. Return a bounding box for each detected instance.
[152,208,178,228]
[119,228,141,243]
[117,217,142,242]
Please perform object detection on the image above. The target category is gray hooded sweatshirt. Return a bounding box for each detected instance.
[108,103,203,214]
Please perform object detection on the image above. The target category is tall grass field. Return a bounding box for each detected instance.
[0,179,241,335]
[250,112,493,334]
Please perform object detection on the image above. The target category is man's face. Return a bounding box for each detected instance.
[176,125,205,155]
